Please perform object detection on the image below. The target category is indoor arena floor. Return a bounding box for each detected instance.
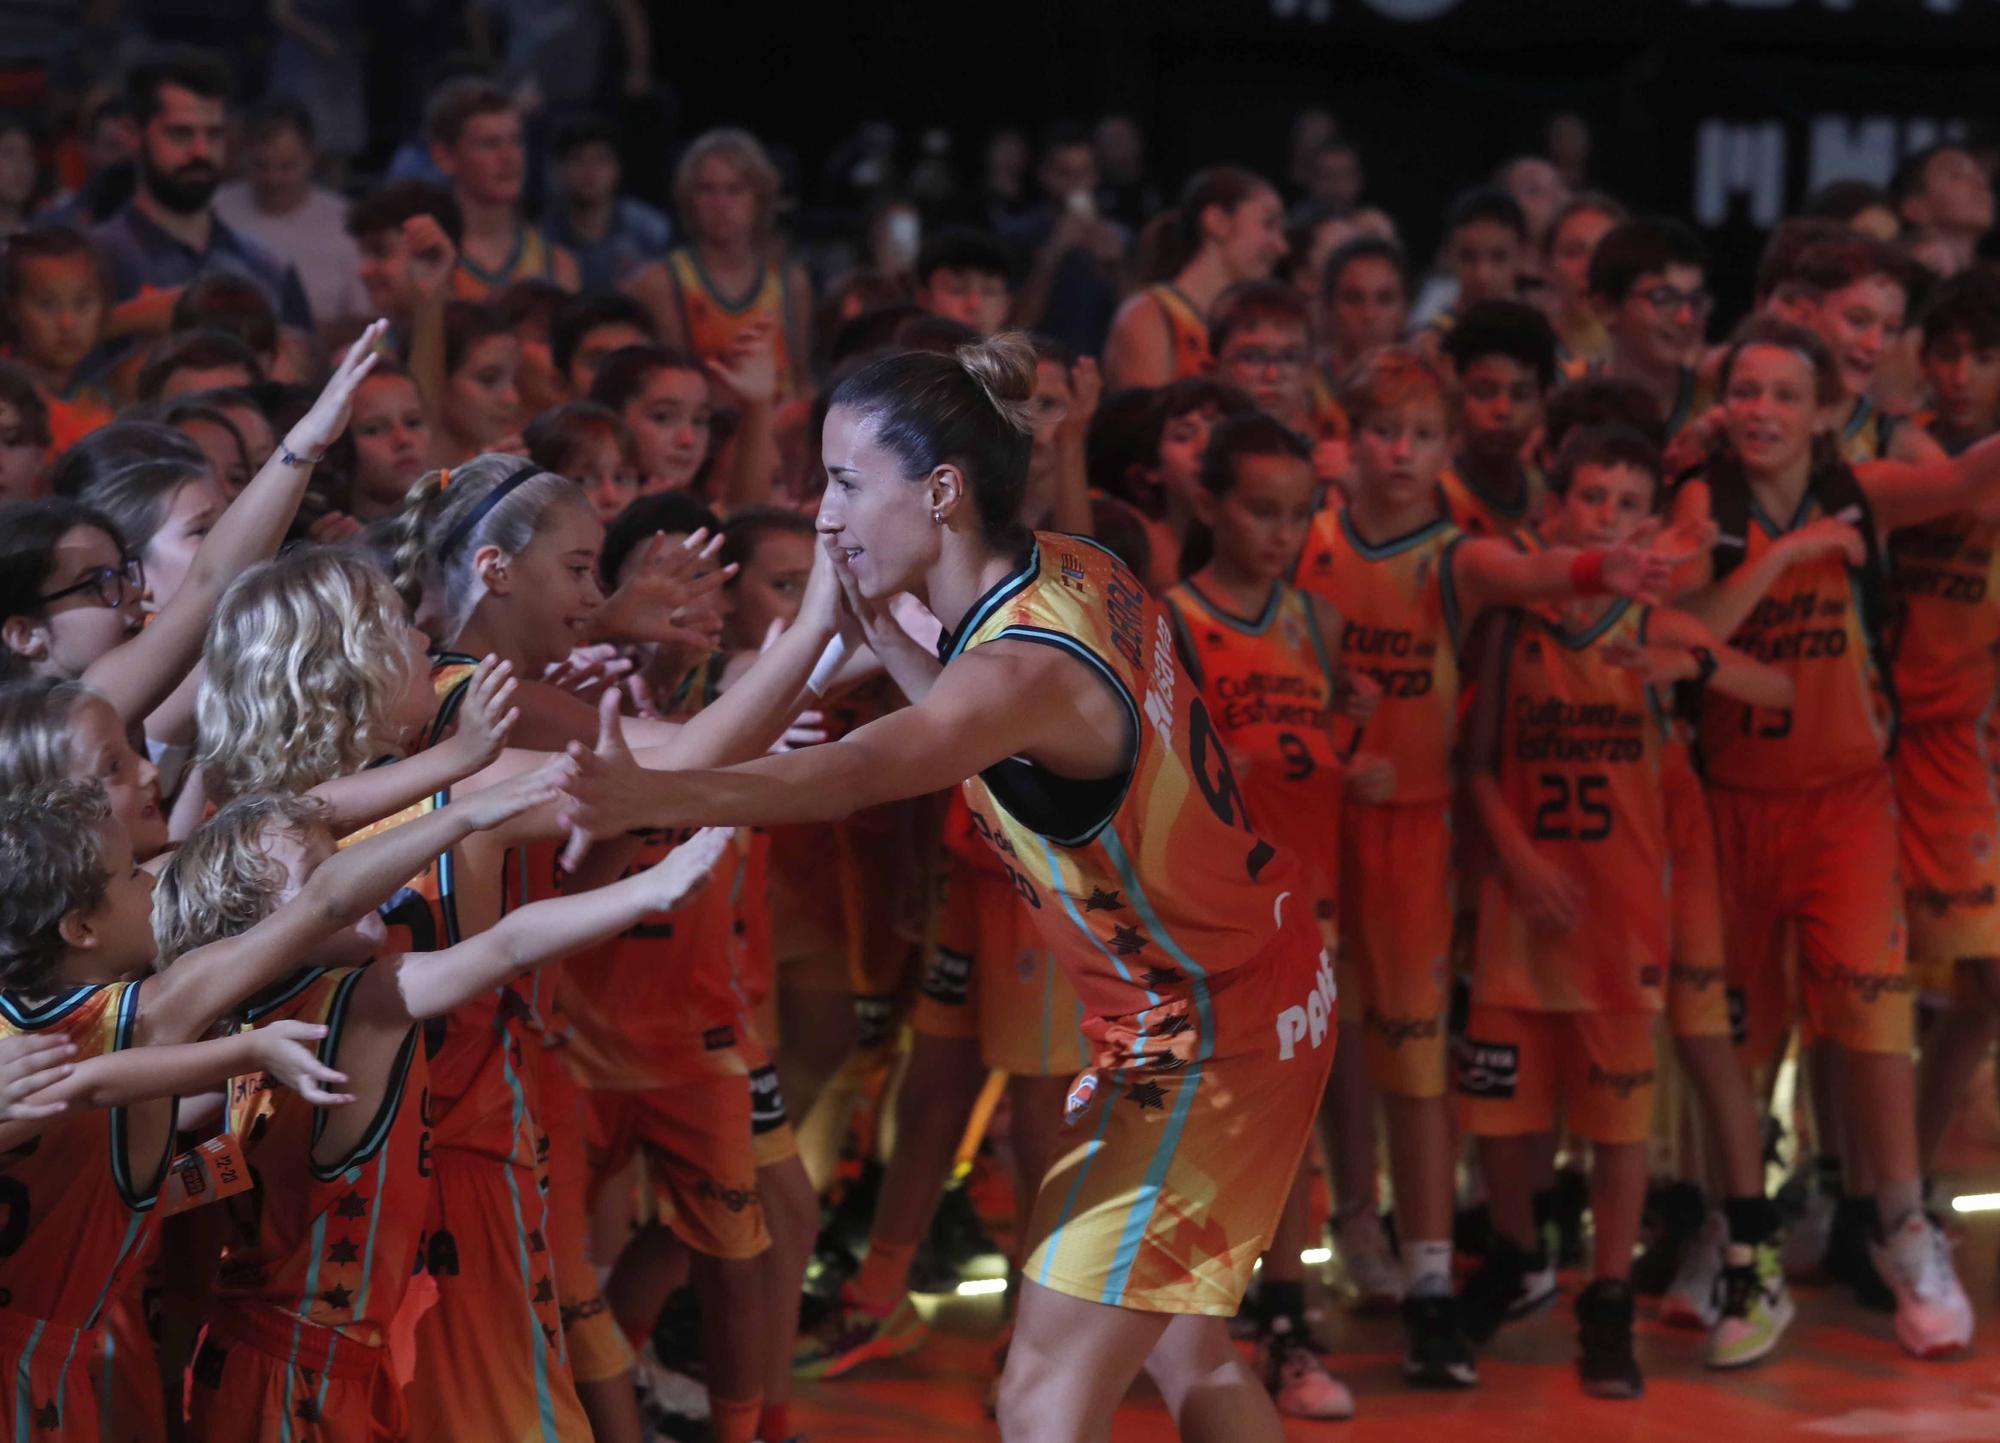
[790,1088,2000,1441]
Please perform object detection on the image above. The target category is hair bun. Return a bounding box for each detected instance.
[955,332,1039,437]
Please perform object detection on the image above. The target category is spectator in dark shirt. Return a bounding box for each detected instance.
[541,113,673,295]
[91,46,313,336]
[1003,122,1128,357]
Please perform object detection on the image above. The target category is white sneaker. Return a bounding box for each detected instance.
[1662,1212,1726,1330]
[1335,1213,1404,1313]
[633,1339,711,1422]
[1781,1189,1834,1280]
[1871,1212,1974,1359]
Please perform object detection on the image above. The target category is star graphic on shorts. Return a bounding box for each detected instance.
[32,1402,57,1430]
[1141,965,1183,988]
[295,1397,321,1423]
[319,1284,353,1312]
[1157,1012,1193,1037]
[527,1228,547,1254]
[1083,887,1124,913]
[533,1276,555,1304]
[540,1323,558,1351]
[1152,1053,1188,1072]
[1109,925,1149,956]
[1125,1080,1167,1111]
[333,1191,369,1220]
[325,1237,360,1266]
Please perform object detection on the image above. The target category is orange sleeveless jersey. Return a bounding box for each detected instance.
[0,983,166,1329]
[1891,417,2000,727]
[1439,461,1548,539]
[1161,580,1344,905]
[451,224,562,301]
[1697,496,1893,790]
[947,534,1314,1067]
[1476,601,1670,1012]
[1291,504,1466,804]
[1841,395,1905,466]
[214,967,432,1348]
[1149,285,1210,380]
[667,246,802,397]
[1308,371,1350,448]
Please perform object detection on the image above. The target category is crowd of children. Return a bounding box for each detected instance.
[0,31,1996,1443]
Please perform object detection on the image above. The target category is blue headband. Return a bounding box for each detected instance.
[439,462,544,558]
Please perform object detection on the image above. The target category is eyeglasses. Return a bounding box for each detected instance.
[37,556,145,609]
[1223,346,1310,373]
[1636,285,1713,317]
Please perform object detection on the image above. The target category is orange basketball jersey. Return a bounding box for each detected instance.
[1292,505,1466,804]
[947,533,1316,1069]
[1162,579,1344,904]
[1149,284,1211,380]
[1439,460,1549,539]
[1890,510,2000,728]
[666,247,803,397]
[1475,601,1670,1012]
[213,967,432,1350]
[0,983,167,1329]
[1697,494,1894,791]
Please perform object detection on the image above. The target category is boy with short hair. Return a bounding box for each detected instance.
[1440,298,1560,536]
[1585,217,1714,436]
[915,227,1016,337]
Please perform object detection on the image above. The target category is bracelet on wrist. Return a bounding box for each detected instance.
[1689,645,1719,689]
[278,440,325,468]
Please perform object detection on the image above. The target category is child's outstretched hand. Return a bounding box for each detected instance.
[452,655,522,770]
[248,1021,355,1107]
[0,1034,76,1124]
[640,827,733,913]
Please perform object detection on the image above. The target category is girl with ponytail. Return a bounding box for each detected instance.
[1104,167,1288,390]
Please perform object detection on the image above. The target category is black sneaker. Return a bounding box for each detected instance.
[1631,1180,1707,1296]
[1575,1278,1643,1398]
[1401,1293,1478,1389]
[1824,1199,1895,1312]
[1457,1239,1557,1345]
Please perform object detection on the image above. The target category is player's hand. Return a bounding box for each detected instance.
[284,320,387,459]
[458,754,575,833]
[1601,638,1697,685]
[1779,512,1867,569]
[1342,752,1396,804]
[706,321,781,408]
[558,692,652,871]
[593,530,735,649]
[1059,357,1102,441]
[543,644,637,702]
[1336,669,1380,724]
[450,656,522,769]
[1507,850,1584,934]
[640,827,732,912]
[0,1034,76,1124]
[1661,404,1727,480]
[248,1021,355,1107]
[1601,518,1695,605]
[404,215,458,303]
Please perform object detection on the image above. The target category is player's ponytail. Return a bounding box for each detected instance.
[828,331,1038,551]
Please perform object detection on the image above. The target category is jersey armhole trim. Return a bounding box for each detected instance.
[110,980,174,1210]
[311,968,419,1180]
[986,625,1141,849]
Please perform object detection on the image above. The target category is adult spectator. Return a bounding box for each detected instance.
[212,98,370,329]
[1003,122,1127,356]
[1093,114,1160,231]
[426,77,580,298]
[541,112,672,295]
[92,46,312,337]
[1893,143,1996,277]
[1292,140,1365,223]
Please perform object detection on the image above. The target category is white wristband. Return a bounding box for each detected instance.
[805,635,849,697]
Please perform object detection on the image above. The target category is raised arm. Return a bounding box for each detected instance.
[1861,428,2000,532]
[306,655,520,834]
[84,324,387,724]
[139,759,567,1045]
[559,641,1084,848]
[1449,523,1685,631]
[359,828,729,1024]
[1675,514,1863,642]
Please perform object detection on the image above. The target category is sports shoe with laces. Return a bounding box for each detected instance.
[1257,1316,1356,1420]
[792,1294,929,1380]
[1401,1292,1477,1389]
[1457,1238,1557,1344]
[1335,1211,1404,1314]
[1872,1212,1973,1359]
[1707,1242,1795,1369]
[1575,1278,1643,1399]
[1661,1212,1726,1330]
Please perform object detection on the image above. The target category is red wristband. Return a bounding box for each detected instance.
[1570,549,1608,595]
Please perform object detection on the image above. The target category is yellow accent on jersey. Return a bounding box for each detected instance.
[667,247,801,397]
[1149,285,1211,381]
